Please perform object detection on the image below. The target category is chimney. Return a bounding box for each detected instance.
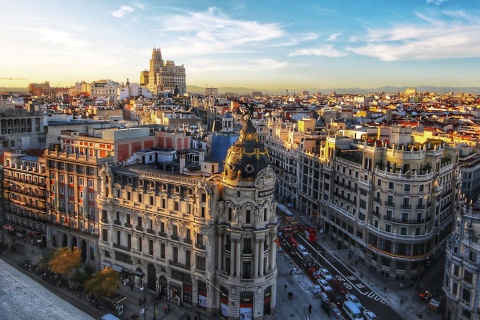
[179,154,186,174]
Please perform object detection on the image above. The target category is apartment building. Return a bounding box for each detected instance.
[97,117,278,319]
[44,127,155,265]
[266,119,461,280]
[2,150,48,246]
[443,201,480,320]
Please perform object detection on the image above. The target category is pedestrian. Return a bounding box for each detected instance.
[308,304,312,314]
[284,284,287,290]
[427,309,431,316]
[168,304,171,311]
[164,306,167,314]
[139,297,142,306]
[384,286,387,293]
[400,299,403,305]
[131,282,134,291]
[178,296,181,306]
[291,292,294,299]
[290,269,293,275]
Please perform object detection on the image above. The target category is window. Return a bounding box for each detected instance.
[102,229,108,241]
[172,225,178,237]
[243,238,252,254]
[68,175,73,183]
[386,210,393,219]
[160,243,165,259]
[464,270,473,284]
[196,255,206,271]
[462,288,471,305]
[419,184,424,192]
[387,195,394,204]
[400,227,407,235]
[88,179,93,188]
[242,261,252,279]
[137,237,142,251]
[404,184,410,192]
[126,214,131,224]
[149,240,153,255]
[388,182,394,190]
[78,178,83,186]
[360,199,366,209]
[173,247,178,263]
[185,250,191,266]
[385,224,392,232]
[185,228,191,241]
[137,217,142,228]
[196,233,204,246]
[246,210,251,223]
[453,265,460,276]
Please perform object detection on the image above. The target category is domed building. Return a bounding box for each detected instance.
[216,111,279,319]
[96,107,278,319]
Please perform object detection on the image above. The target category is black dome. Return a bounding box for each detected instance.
[223,119,270,185]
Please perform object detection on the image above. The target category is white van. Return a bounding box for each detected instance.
[343,301,363,320]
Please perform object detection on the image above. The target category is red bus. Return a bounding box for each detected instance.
[282,226,293,238]
[303,227,317,242]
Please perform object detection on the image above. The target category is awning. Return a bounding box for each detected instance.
[112,264,124,272]
[132,270,144,277]
[101,261,112,268]
[2,224,14,231]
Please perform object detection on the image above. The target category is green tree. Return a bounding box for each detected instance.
[49,247,82,279]
[71,264,96,286]
[37,250,54,271]
[84,267,121,299]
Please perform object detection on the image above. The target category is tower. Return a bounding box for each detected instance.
[148,48,163,92]
[216,105,278,319]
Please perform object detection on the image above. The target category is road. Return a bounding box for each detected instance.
[281,228,405,320]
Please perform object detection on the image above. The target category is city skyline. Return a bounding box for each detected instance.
[2,0,480,90]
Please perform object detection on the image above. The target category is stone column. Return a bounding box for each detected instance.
[271,234,277,270]
[253,239,259,277]
[236,239,241,277]
[269,232,275,271]
[217,233,222,271]
[259,239,265,276]
[230,240,235,276]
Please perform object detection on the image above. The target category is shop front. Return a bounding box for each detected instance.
[220,286,229,318]
[183,283,192,304]
[240,291,253,320]
[169,283,182,302]
[198,280,207,309]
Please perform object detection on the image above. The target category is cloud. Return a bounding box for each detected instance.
[347,13,480,61]
[426,0,448,5]
[289,44,348,58]
[154,7,286,57]
[188,58,286,72]
[326,33,341,41]
[133,2,146,10]
[111,6,134,18]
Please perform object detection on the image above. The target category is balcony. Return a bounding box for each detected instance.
[113,243,131,252]
[124,223,132,228]
[383,215,425,224]
[243,248,253,255]
[158,231,167,238]
[171,235,180,241]
[401,204,411,209]
[183,238,192,245]
[169,260,191,271]
[135,226,144,232]
[416,204,425,209]
[195,243,206,250]
[113,220,121,226]
[101,218,109,223]
[384,201,395,208]
[147,228,155,235]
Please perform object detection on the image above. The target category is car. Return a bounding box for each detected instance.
[346,293,364,312]
[287,237,298,248]
[331,279,348,296]
[319,268,333,281]
[363,310,379,320]
[318,279,333,292]
[307,267,321,279]
[329,303,345,319]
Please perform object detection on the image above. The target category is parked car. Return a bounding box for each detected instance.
[346,293,364,312]
[319,268,334,281]
[287,237,298,248]
[318,279,333,293]
[307,267,321,279]
[363,310,379,320]
[329,303,346,319]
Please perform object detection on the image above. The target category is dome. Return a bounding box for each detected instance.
[223,118,270,185]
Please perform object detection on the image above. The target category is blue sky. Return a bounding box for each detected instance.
[1,0,480,91]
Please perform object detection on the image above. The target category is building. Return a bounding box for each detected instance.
[97,113,278,319]
[90,79,121,102]
[143,48,186,96]
[2,150,47,246]
[266,119,460,280]
[443,200,480,320]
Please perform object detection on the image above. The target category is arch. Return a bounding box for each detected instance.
[71,236,78,250]
[80,239,87,262]
[62,234,68,247]
[147,263,156,291]
[158,275,168,296]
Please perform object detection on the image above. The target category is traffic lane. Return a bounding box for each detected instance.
[294,235,404,320]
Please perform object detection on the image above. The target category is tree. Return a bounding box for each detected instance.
[49,247,82,279]
[37,250,54,271]
[84,267,121,299]
[71,264,96,286]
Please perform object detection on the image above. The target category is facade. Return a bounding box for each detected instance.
[143,48,186,95]
[90,79,121,101]
[443,200,480,320]
[266,119,461,280]
[97,116,278,319]
[2,150,48,246]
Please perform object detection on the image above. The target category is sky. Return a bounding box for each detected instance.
[1,0,480,91]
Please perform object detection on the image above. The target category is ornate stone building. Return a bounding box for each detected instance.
[444,200,480,320]
[142,48,186,95]
[97,115,278,319]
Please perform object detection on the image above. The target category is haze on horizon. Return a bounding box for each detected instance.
[1,0,480,90]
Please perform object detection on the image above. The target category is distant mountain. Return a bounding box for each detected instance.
[187,85,480,96]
